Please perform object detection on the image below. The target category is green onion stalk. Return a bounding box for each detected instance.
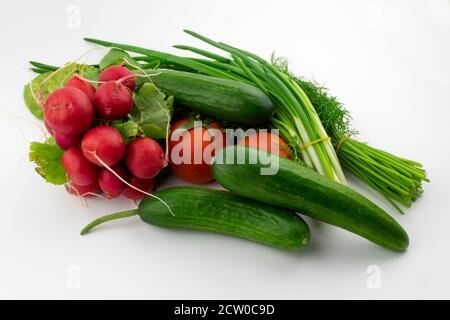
[31,31,428,212]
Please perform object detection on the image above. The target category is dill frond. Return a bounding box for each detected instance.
[271,55,356,145]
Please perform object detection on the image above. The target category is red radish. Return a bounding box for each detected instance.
[94,81,133,120]
[81,125,125,167]
[61,147,98,186]
[125,137,167,179]
[46,120,80,150]
[66,74,96,103]
[66,181,101,196]
[97,164,127,198]
[123,176,155,200]
[44,87,94,135]
[44,120,54,136]
[99,65,136,91]
[54,133,81,150]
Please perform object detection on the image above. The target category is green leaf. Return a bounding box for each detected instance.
[99,48,139,70]
[23,72,52,120]
[45,136,58,146]
[111,118,139,144]
[132,83,173,139]
[29,140,67,185]
[44,63,78,92]
[43,63,97,93]
[78,64,100,88]
[23,63,99,119]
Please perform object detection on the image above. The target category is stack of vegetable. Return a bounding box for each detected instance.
[78,31,429,213]
[24,30,428,253]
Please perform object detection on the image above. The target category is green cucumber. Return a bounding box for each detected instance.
[137,69,273,126]
[81,186,310,251]
[212,146,409,251]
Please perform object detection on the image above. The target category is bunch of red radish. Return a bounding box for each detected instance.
[43,65,168,200]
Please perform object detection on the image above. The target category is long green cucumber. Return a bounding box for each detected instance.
[136,69,273,126]
[212,146,409,251]
[81,186,310,251]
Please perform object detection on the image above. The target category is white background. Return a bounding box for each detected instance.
[0,0,449,299]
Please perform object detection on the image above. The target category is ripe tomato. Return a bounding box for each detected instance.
[239,131,291,159]
[169,119,224,184]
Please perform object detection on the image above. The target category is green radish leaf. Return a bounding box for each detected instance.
[44,63,77,92]
[23,64,99,119]
[111,118,139,144]
[42,63,96,92]
[45,136,57,146]
[132,83,173,139]
[79,65,100,88]
[50,63,97,90]
[29,140,67,185]
[99,48,139,70]
[23,72,52,120]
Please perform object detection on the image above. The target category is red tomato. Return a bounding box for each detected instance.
[168,119,224,184]
[239,131,291,159]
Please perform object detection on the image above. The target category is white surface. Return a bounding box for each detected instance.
[0,0,449,299]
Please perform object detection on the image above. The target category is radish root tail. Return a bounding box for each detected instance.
[85,150,175,216]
